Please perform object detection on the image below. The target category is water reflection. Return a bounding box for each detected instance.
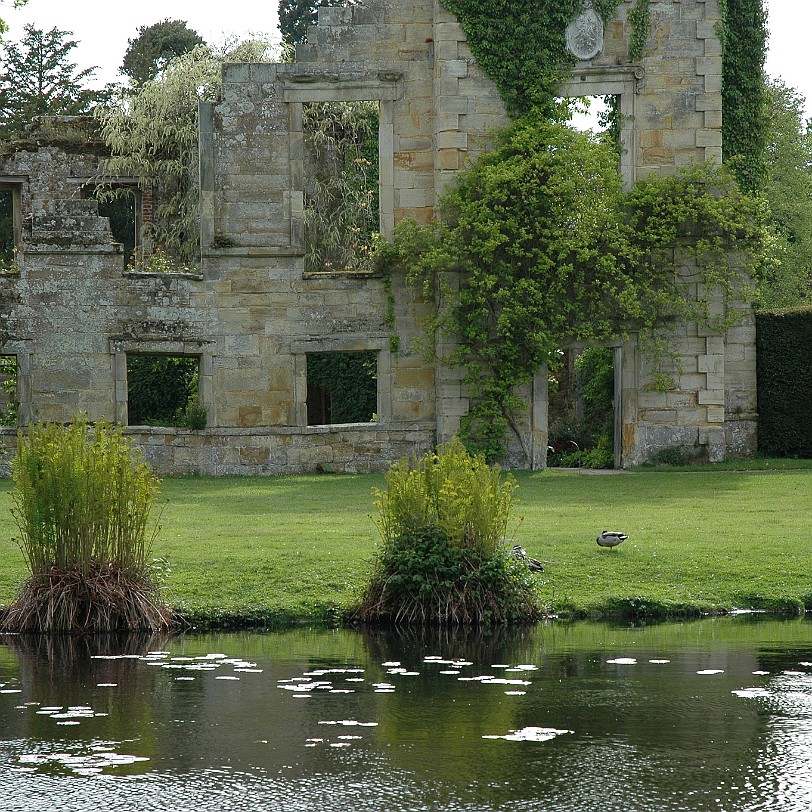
[2,617,812,811]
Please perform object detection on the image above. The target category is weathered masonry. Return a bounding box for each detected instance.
[0,0,756,473]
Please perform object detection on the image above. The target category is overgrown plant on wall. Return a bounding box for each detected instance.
[438,0,624,118]
[370,1,769,462]
[718,0,768,193]
[380,118,769,461]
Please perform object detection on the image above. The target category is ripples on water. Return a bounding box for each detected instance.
[2,618,812,811]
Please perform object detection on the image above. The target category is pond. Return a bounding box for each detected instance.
[2,615,812,811]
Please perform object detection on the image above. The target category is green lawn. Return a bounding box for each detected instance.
[1,468,810,625]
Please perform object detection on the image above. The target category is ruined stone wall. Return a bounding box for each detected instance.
[0,0,757,474]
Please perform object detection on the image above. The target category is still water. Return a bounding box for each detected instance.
[2,616,812,812]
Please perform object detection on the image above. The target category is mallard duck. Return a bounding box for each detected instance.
[509,545,544,572]
[596,530,628,550]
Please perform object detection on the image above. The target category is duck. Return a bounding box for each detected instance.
[509,545,544,572]
[596,530,628,551]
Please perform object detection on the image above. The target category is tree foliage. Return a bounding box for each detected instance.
[96,45,219,266]
[121,18,205,85]
[303,100,379,273]
[758,78,812,307]
[278,0,351,47]
[0,24,103,140]
[0,0,28,41]
[379,116,770,461]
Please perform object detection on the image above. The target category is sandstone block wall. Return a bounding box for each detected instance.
[0,0,756,473]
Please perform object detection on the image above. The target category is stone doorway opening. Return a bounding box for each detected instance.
[547,345,621,469]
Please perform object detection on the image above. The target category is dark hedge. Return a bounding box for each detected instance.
[756,306,812,457]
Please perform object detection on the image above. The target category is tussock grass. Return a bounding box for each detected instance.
[2,561,175,632]
[353,440,543,625]
[1,417,176,633]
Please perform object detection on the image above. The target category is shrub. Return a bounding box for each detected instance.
[1,416,176,632]
[756,306,812,457]
[353,438,543,624]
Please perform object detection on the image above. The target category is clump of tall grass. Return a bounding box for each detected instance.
[353,438,543,625]
[1,416,177,632]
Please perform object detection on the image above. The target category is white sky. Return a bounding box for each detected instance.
[0,0,809,113]
[1,0,282,85]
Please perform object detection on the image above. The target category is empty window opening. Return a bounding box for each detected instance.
[547,346,615,469]
[306,351,377,425]
[0,188,17,267]
[562,94,622,157]
[127,354,202,428]
[85,185,139,263]
[0,355,17,426]
[302,101,380,274]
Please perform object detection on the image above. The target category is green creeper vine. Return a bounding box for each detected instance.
[439,1,623,119]
[718,0,768,192]
[627,0,650,61]
[379,118,770,462]
[382,271,400,353]
[379,2,771,462]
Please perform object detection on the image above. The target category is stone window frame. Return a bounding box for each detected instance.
[80,178,145,265]
[560,66,644,190]
[0,341,32,428]
[290,334,392,428]
[0,177,25,259]
[280,70,404,251]
[109,339,214,427]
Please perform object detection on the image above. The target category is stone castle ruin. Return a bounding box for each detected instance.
[0,0,756,474]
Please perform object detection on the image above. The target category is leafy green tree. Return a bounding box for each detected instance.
[758,78,812,307]
[96,45,220,266]
[120,19,205,85]
[0,24,102,140]
[278,0,352,47]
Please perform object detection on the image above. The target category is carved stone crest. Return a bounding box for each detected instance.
[565,2,604,61]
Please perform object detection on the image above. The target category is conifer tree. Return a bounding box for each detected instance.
[0,24,102,140]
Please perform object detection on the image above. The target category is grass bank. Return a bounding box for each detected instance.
[0,468,810,626]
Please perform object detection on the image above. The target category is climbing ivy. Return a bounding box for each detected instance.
[627,0,650,61]
[439,0,623,119]
[376,2,771,461]
[379,117,770,462]
[718,0,768,192]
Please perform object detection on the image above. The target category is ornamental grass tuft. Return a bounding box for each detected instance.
[0,415,177,633]
[353,438,543,625]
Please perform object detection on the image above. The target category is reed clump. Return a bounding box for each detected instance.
[353,438,543,625]
[0,416,177,632]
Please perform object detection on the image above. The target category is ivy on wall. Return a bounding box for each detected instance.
[377,1,770,461]
[380,120,769,461]
[439,0,622,118]
[627,0,650,61]
[718,0,768,192]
